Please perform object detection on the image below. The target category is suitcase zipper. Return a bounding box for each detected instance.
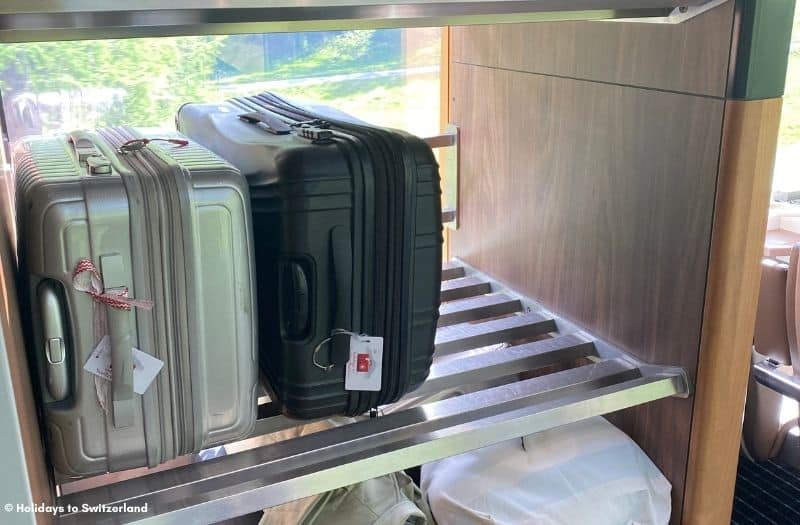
[129,140,196,456]
[103,127,193,456]
[96,127,176,462]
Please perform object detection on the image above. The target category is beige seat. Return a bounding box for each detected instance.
[742,244,800,462]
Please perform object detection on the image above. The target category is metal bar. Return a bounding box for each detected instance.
[440,275,491,302]
[249,413,330,440]
[753,359,800,402]
[412,333,597,397]
[423,133,456,149]
[441,262,465,281]
[441,208,457,224]
[434,312,557,356]
[440,124,460,229]
[55,358,687,524]
[438,293,522,327]
[0,1,707,42]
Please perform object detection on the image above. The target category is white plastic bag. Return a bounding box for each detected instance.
[422,416,671,525]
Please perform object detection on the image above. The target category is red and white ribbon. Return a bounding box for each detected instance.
[73,258,153,413]
[72,259,154,311]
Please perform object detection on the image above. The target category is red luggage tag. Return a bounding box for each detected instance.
[345,335,383,391]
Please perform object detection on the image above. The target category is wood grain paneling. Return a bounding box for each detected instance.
[451,0,735,98]
[449,62,725,521]
[682,98,782,525]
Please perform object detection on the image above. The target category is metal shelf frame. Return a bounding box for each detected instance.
[55,259,691,524]
[0,1,712,42]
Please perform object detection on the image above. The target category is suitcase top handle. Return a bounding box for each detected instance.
[238,110,336,145]
[238,112,292,135]
[118,137,189,154]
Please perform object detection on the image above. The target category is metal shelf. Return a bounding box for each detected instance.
[55,259,690,524]
[0,1,712,42]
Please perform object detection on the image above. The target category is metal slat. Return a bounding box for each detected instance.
[0,1,706,42]
[441,263,466,281]
[441,208,457,224]
[438,293,522,327]
[412,333,597,397]
[435,312,557,356]
[56,358,690,524]
[440,275,491,301]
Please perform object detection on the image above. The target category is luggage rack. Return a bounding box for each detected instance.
[55,260,690,524]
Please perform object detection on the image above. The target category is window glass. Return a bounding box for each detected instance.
[775,4,800,198]
[0,28,441,145]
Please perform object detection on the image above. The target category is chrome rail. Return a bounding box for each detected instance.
[753,359,800,402]
[55,259,691,523]
[0,1,711,42]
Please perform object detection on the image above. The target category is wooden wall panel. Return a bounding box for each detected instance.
[451,1,735,97]
[450,62,723,372]
[449,62,725,521]
[683,98,782,525]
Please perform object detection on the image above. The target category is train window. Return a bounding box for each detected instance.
[0,28,442,145]
[774,3,800,201]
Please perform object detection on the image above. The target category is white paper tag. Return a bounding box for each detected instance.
[344,335,383,391]
[84,335,113,381]
[131,349,164,395]
[84,335,164,395]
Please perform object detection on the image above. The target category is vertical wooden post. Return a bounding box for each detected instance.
[682,97,783,525]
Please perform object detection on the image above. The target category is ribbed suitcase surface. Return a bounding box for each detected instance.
[15,128,257,477]
[177,93,442,418]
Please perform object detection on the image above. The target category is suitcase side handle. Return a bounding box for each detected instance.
[38,280,71,402]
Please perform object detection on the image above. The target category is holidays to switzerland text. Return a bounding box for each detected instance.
[4,502,149,515]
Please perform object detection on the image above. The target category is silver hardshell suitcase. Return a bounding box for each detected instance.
[15,127,257,478]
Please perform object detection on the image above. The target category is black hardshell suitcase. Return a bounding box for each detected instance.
[177,93,442,418]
